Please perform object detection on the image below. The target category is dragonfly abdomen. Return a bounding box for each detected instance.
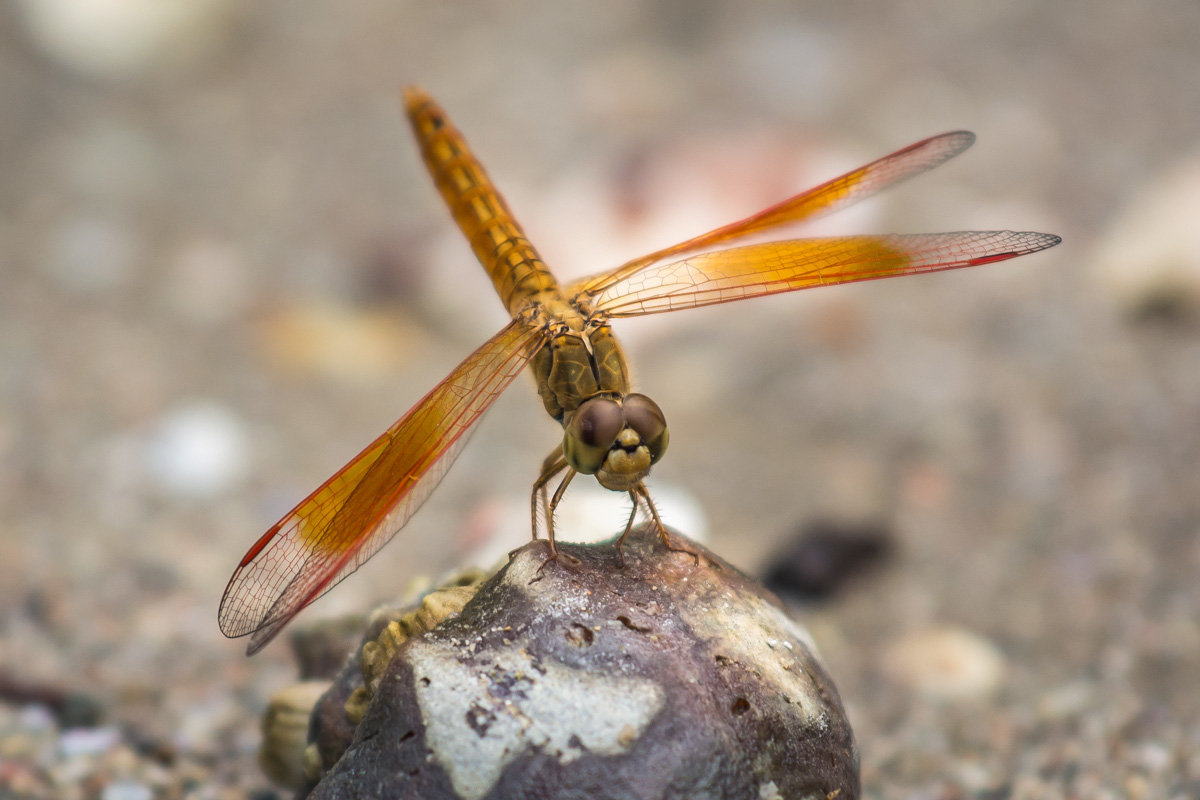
[405,87,559,316]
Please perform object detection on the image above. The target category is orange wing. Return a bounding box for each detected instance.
[219,318,545,654]
[580,231,1061,317]
[570,131,977,299]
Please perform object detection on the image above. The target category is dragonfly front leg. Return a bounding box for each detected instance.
[531,447,571,556]
[612,497,641,567]
[633,483,708,566]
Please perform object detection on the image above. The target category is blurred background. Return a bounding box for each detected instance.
[2,1,1198,797]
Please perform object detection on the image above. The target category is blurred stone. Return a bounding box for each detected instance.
[762,519,893,600]
[100,778,153,800]
[281,525,858,799]
[163,239,254,326]
[15,0,241,81]
[43,214,141,295]
[0,671,104,729]
[289,616,372,682]
[59,725,121,758]
[1035,679,1096,722]
[1093,152,1200,322]
[144,401,250,498]
[882,626,1007,701]
[256,303,422,382]
[259,682,330,790]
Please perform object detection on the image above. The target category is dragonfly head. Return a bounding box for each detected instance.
[563,393,669,491]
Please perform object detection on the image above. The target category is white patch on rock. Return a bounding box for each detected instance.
[409,641,663,800]
[684,592,827,724]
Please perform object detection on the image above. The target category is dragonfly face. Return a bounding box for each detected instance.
[218,86,1060,654]
[525,303,668,491]
[563,392,669,490]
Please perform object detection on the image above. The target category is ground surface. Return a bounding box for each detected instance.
[1,2,1198,798]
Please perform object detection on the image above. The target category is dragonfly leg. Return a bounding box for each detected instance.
[636,483,708,566]
[530,463,581,574]
[634,484,665,541]
[613,497,640,567]
[545,468,577,555]
[531,448,568,550]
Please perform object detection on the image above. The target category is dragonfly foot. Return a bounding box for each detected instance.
[660,528,712,567]
[612,539,627,568]
[534,547,581,579]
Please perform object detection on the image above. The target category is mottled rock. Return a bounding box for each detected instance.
[283,525,858,800]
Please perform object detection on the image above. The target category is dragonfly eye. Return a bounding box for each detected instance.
[564,397,624,474]
[622,393,669,464]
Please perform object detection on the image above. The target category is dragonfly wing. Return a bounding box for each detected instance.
[219,318,545,654]
[569,132,977,298]
[588,231,1061,317]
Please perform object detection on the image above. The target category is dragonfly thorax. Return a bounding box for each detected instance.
[529,307,628,419]
[563,393,669,491]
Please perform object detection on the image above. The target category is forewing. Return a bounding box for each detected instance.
[218,318,545,654]
[569,131,976,298]
[588,231,1061,317]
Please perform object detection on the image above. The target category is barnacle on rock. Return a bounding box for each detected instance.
[259,681,332,789]
[259,568,488,791]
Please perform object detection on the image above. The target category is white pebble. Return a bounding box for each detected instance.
[1093,151,1200,318]
[59,725,121,758]
[101,779,153,800]
[15,0,238,80]
[144,401,249,498]
[882,626,1007,700]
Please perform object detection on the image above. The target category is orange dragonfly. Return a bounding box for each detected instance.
[219,86,1060,654]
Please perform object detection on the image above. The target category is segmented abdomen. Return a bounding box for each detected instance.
[405,88,559,315]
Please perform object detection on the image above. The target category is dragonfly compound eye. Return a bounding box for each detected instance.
[622,393,669,464]
[564,397,624,474]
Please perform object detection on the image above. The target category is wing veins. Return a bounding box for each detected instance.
[219,319,545,652]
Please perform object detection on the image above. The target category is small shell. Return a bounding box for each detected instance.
[258,681,331,789]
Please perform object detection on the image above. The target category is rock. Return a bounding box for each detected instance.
[15,0,241,81]
[1093,151,1200,322]
[99,779,153,800]
[882,626,1007,701]
[255,302,423,382]
[59,725,121,758]
[762,518,894,600]
[259,682,331,790]
[274,525,859,799]
[144,401,249,498]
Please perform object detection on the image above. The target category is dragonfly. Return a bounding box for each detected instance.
[219,86,1060,654]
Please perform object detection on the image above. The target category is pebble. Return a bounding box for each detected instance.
[882,626,1007,700]
[163,239,254,326]
[43,214,141,295]
[18,703,58,734]
[1093,151,1200,320]
[14,0,240,80]
[256,302,422,382]
[59,725,121,758]
[143,401,250,498]
[1036,679,1096,722]
[100,779,153,800]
